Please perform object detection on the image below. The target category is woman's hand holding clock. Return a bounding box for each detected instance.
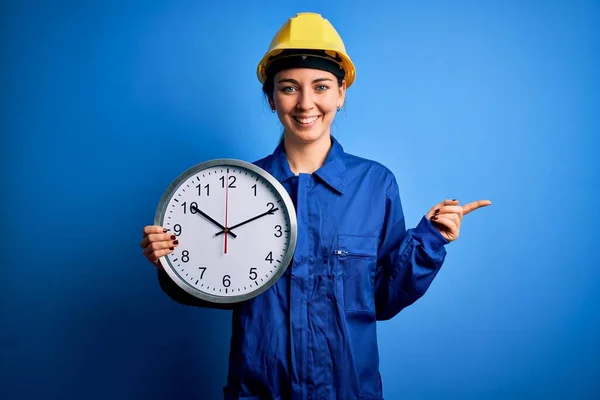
[140,225,180,267]
[141,205,234,266]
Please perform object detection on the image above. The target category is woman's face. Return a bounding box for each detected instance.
[270,68,346,146]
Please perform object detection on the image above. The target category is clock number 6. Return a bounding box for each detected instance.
[223,275,231,287]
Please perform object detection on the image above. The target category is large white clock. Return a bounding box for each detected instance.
[154,159,297,304]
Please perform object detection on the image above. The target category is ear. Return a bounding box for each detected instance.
[268,96,276,111]
[337,80,347,109]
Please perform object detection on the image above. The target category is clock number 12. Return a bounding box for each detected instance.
[220,176,236,188]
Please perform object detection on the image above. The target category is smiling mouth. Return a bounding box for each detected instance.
[293,116,320,124]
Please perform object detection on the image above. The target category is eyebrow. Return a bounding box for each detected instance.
[278,77,334,84]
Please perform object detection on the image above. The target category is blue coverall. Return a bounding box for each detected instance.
[158,136,448,400]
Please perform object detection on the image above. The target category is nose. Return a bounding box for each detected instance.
[296,89,315,111]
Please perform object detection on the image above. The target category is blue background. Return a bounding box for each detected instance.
[2,0,599,399]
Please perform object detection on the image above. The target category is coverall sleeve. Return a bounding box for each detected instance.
[374,176,448,321]
[157,269,236,310]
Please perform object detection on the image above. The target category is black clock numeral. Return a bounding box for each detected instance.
[199,267,206,279]
[266,202,276,213]
[181,201,199,214]
[265,252,273,264]
[223,275,231,287]
[249,267,257,280]
[196,183,209,196]
[182,250,189,263]
[274,225,282,237]
[174,224,182,236]
[252,184,257,196]
[220,175,236,188]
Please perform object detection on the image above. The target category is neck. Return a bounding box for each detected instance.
[283,133,332,175]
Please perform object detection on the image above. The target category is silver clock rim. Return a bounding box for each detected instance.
[153,158,298,304]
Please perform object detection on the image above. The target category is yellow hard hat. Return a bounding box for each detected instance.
[257,12,356,88]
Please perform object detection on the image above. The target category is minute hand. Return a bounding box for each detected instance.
[214,207,279,237]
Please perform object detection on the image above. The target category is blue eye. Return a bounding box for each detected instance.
[282,86,297,93]
[316,85,328,91]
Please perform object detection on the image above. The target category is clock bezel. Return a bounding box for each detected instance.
[154,158,298,304]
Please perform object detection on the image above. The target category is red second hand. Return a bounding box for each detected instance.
[224,172,229,254]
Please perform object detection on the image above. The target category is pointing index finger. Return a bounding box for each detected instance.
[462,200,492,216]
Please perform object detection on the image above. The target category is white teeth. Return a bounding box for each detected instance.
[294,116,319,124]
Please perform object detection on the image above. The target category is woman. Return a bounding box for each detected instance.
[140,12,491,400]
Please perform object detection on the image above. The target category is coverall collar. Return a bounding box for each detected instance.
[269,135,345,194]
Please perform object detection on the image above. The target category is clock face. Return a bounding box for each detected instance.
[154,159,297,304]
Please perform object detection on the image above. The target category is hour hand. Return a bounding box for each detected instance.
[190,204,237,238]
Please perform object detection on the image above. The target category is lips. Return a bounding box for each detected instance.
[293,116,320,124]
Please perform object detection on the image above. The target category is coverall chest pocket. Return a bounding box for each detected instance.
[334,234,378,313]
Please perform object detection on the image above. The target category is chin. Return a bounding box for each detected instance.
[284,119,331,144]
[287,129,329,144]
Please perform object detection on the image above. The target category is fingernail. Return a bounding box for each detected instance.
[163,228,168,233]
[431,216,438,221]
[169,247,174,251]
[452,199,458,201]
[173,240,179,245]
[170,235,176,240]
[434,209,440,214]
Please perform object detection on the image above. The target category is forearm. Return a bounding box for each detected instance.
[375,216,447,320]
